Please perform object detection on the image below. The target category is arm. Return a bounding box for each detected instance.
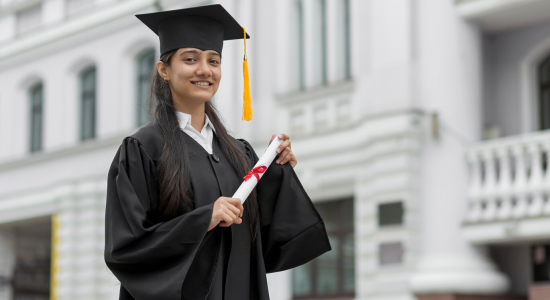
[104,137,214,299]
[238,138,332,273]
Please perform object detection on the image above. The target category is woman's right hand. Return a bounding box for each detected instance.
[208,197,244,231]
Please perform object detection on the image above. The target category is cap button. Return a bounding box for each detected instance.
[212,154,220,163]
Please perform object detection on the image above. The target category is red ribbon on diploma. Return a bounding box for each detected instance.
[243,165,267,182]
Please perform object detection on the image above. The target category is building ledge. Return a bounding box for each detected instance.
[0,0,156,64]
[456,0,550,33]
[0,129,136,172]
[463,216,550,244]
[416,293,525,300]
[275,79,355,106]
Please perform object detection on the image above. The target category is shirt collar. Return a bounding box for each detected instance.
[175,110,216,133]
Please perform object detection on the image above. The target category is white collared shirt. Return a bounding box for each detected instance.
[175,110,216,154]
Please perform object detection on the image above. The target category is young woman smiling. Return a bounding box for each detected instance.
[103,4,331,300]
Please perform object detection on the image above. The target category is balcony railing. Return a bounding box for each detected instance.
[465,130,550,224]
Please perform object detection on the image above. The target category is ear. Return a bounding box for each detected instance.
[156,60,170,81]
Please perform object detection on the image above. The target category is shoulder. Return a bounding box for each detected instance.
[125,121,165,161]
[232,136,258,163]
[230,135,250,153]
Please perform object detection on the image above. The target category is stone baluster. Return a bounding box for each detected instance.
[495,146,512,220]
[466,150,482,222]
[527,141,544,217]
[481,148,497,221]
[511,144,528,218]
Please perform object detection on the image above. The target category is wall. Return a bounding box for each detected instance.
[483,21,550,136]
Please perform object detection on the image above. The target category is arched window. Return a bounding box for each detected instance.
[136,49,156,126]
[539,55,550,130]
[29,82,43,152]
[80,66,96,141]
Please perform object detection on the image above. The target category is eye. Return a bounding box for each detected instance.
[210,59,220,64]
[184,57,197,62]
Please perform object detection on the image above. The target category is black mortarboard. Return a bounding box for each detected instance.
[135,4,254,121]
[135,4,250,57]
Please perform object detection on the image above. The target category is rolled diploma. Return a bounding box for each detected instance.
[232,137,284,204]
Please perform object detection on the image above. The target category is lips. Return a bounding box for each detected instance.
[191,81,212,86]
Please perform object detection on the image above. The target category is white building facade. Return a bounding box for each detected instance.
[0,0,549,299]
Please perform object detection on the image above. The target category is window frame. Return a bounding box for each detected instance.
[79,66,96,141]
[29,82,43,153]
[292,197,355,299]
[539,55,550,130]
[135,48,156,127]
[294,0,351,91]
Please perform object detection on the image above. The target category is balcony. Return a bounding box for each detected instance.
[456,0,550,33]
[463,130,550,243]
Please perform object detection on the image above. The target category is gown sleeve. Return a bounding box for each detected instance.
[104,137,215,300]
[237,139,332,273]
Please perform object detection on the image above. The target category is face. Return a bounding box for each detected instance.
[157,47,222,105]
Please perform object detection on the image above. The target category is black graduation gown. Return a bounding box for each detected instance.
[104,121,331,300]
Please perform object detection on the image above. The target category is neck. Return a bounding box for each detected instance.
[173,96,206,133]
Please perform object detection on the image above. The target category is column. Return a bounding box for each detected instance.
[410,0,509,295]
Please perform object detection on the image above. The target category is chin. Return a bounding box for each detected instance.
[191,94,214,103]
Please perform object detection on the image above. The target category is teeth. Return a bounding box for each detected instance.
[194,82,210,86]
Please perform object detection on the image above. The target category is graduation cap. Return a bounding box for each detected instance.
[135,4,253,121]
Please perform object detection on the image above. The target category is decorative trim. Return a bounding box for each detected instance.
[276,79,355,105]
[0,0,157,63]
[0,128,136,171]
[0,0,43,19]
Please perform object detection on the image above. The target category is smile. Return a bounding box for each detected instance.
[192,81,212,86]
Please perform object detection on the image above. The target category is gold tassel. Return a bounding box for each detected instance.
[242,26,252,121]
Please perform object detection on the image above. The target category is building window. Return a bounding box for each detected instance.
[292,198,355,298]
[343,0,351,79]
[136,49,155,126]
[80,66,96,141]
[12,219,51,300]
[16,4,42,36]
[29,83,43,153]
[379,242,404,266]
[539,55,550,130]
[378,201,404,227]
[296,0,305,90]
[294,0,351,90]
[532,244,550,282]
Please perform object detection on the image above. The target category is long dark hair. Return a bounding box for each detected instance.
[148,49,259,247]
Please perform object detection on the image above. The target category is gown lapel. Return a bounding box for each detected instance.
[182,130,252,300]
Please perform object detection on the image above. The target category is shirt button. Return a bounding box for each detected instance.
[212,154,220,163]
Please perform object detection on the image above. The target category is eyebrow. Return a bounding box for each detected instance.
[179,50,221,57]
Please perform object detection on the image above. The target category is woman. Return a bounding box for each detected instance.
[104,4,331,300]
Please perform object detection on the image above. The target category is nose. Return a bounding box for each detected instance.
[196,59,212,77]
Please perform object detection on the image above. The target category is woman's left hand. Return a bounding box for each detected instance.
[268,133,297,168]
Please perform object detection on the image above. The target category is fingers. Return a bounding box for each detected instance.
[270,133,290,150]
[276,146,291,163]
[276,139,291,155]
[214,197,245,228]
[268,134,277,146]
[226,197,244,218]
[275,147,298,167]
[224,201,242,218]
[218,208,241,227]
[277,133,290,141]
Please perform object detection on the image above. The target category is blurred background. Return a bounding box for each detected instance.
[1,0,550,299]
